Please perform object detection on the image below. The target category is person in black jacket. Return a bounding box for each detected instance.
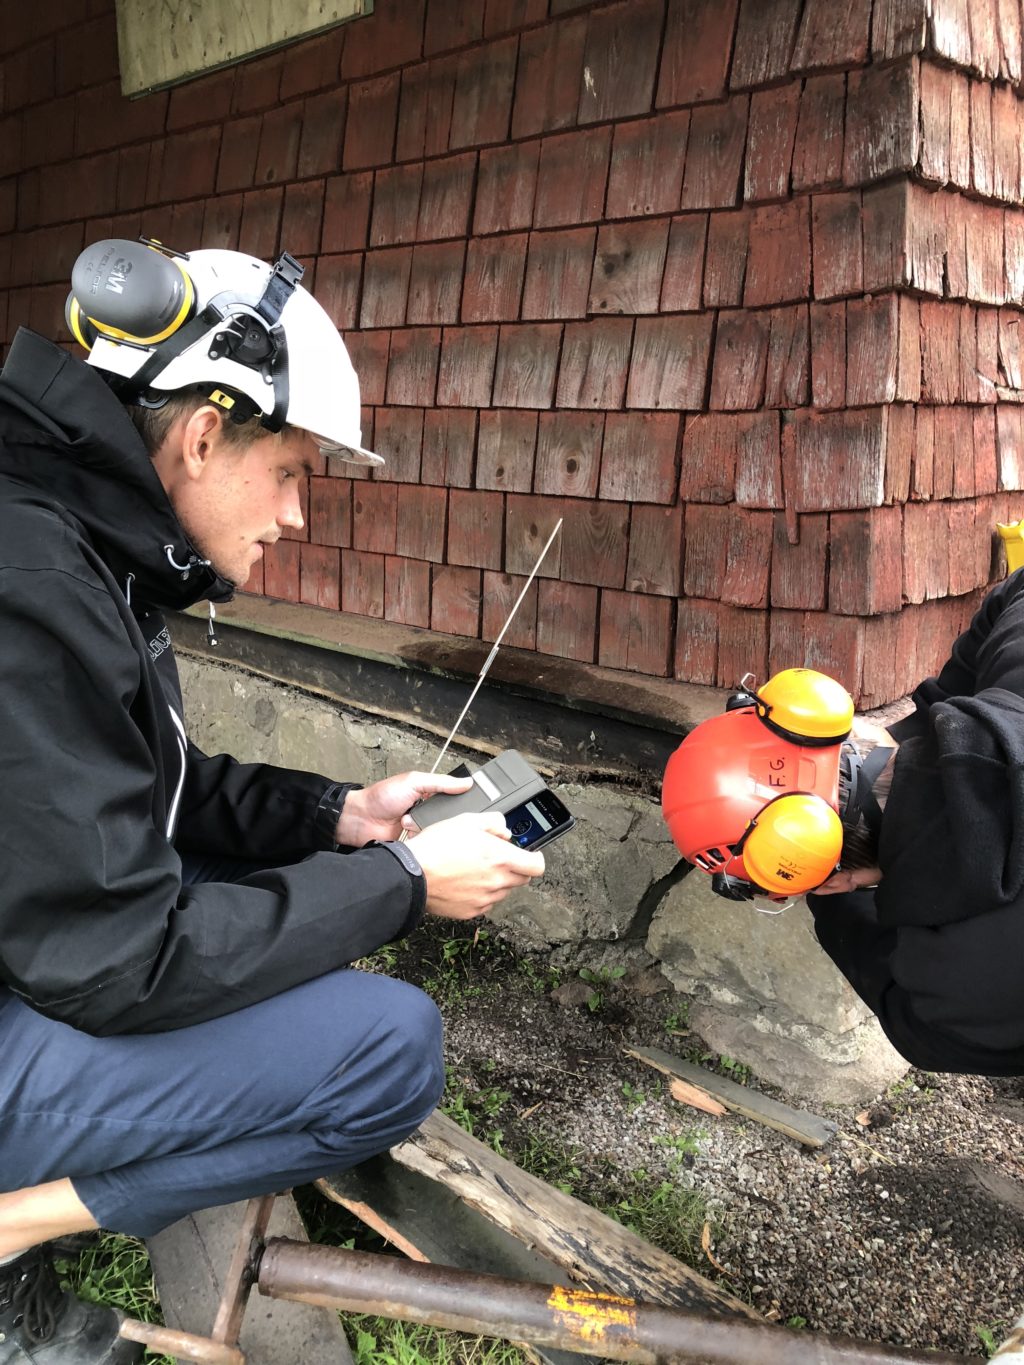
[0,242,544,1364]
[808,568,1024,1078]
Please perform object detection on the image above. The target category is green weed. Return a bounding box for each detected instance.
[419,928,504,1006]
[349,1318,525,1365]
[620,1080,647,1110]
[605,1172,709,1264]
[578,964,626,1012]
[700,1052,752,1085]
[358,941,400,974]
[975,1323,1002,1358]
[55,1233,172,1365]
[719,1055,751,1085]
[517,955,562,995]
[442,1065,511,1150]
[514,1134,585,1196]
[654,1130,704,1162]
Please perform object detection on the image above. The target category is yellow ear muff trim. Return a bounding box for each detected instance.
[84,258,195,347]
[67,296,93,350]
[742,793,844,895]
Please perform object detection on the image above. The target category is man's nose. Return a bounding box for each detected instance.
[279,487,304,530]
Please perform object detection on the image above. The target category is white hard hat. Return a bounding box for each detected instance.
[65,239,382,465]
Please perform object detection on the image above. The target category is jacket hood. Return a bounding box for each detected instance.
[0,328,232,611]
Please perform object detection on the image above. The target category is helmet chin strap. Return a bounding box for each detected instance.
[118,253,304,428]
[838,741,893,838]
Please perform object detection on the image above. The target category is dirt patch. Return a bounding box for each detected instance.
[382,918,1024,1360]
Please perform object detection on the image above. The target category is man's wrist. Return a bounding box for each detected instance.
[367,839,428,929]
[314,781,361,848]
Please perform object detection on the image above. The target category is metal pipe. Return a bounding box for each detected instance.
[258,1238,974,1365]
[118,1318,244,1365]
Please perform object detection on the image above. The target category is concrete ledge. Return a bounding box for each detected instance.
[176,594,726,778]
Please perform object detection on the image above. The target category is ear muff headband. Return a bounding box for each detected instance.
[741,793,844,895]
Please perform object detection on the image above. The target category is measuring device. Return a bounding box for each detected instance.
[407,519,574,849]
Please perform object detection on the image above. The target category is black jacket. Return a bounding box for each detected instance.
[0,329,424,1036]
[809,570,1024,1075]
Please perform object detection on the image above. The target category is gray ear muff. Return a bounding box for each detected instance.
[69,240,195,346]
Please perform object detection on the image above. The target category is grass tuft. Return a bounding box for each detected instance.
[55,1231,173,1365]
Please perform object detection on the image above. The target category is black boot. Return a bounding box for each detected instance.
[0,1246,142,1364]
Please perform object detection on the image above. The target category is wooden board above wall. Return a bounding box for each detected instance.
[114,0,371,96]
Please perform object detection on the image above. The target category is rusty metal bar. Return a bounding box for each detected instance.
[117,1318,244,1365]
[210,1193,277,1344]
[120,1193,277,1365]
[258,1238,974,1365]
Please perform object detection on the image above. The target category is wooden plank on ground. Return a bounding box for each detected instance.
[625,1045,838,1148]
[317,1155,606,1365]
[380,1110,759,1319]
[146,1194,354,1365]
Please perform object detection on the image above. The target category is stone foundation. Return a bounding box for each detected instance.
[178,651,908,1104]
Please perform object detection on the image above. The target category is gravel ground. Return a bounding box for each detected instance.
[400,923,1024,1361]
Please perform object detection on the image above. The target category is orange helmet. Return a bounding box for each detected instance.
[662,670,854,900]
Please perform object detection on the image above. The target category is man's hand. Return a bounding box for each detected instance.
[336,770,473,847]
[813,866,883,895]
[407,811,545,920]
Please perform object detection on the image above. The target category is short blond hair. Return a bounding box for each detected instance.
[128,392,294,455]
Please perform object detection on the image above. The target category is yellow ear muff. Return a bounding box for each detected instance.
[756,668,854,744]
[742,793,844,895]
[68,240,196,350]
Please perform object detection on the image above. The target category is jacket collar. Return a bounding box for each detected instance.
[0,328,233,611]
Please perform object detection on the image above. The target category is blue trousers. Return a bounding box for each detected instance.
[0,856,444,1238]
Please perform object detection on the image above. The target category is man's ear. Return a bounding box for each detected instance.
[180,405,225,482]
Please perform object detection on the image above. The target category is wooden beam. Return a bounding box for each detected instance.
[318,1154,606,1365]
[625,1046,838,1148]
[376,1110,759,1319]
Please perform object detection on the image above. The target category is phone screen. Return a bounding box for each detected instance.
[502,789,575,850]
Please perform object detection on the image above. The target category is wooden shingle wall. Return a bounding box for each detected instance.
[2,0,1023,703]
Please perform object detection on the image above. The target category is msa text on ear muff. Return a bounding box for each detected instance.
[661,668,856,900]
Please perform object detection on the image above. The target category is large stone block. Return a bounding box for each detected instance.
[491,783,678,947]
[179,658,374,781]
[650,867,869,1032]
[687,1000,909,1105]
[648,870,907,1102]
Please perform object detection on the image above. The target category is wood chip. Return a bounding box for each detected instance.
[701,1222,731,1276]
[669,1077,728,1116]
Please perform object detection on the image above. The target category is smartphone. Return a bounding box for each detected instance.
[411,749,575,851]
[502,788,576,851]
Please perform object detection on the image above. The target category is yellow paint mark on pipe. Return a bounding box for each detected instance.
[546,1285,637,1343]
